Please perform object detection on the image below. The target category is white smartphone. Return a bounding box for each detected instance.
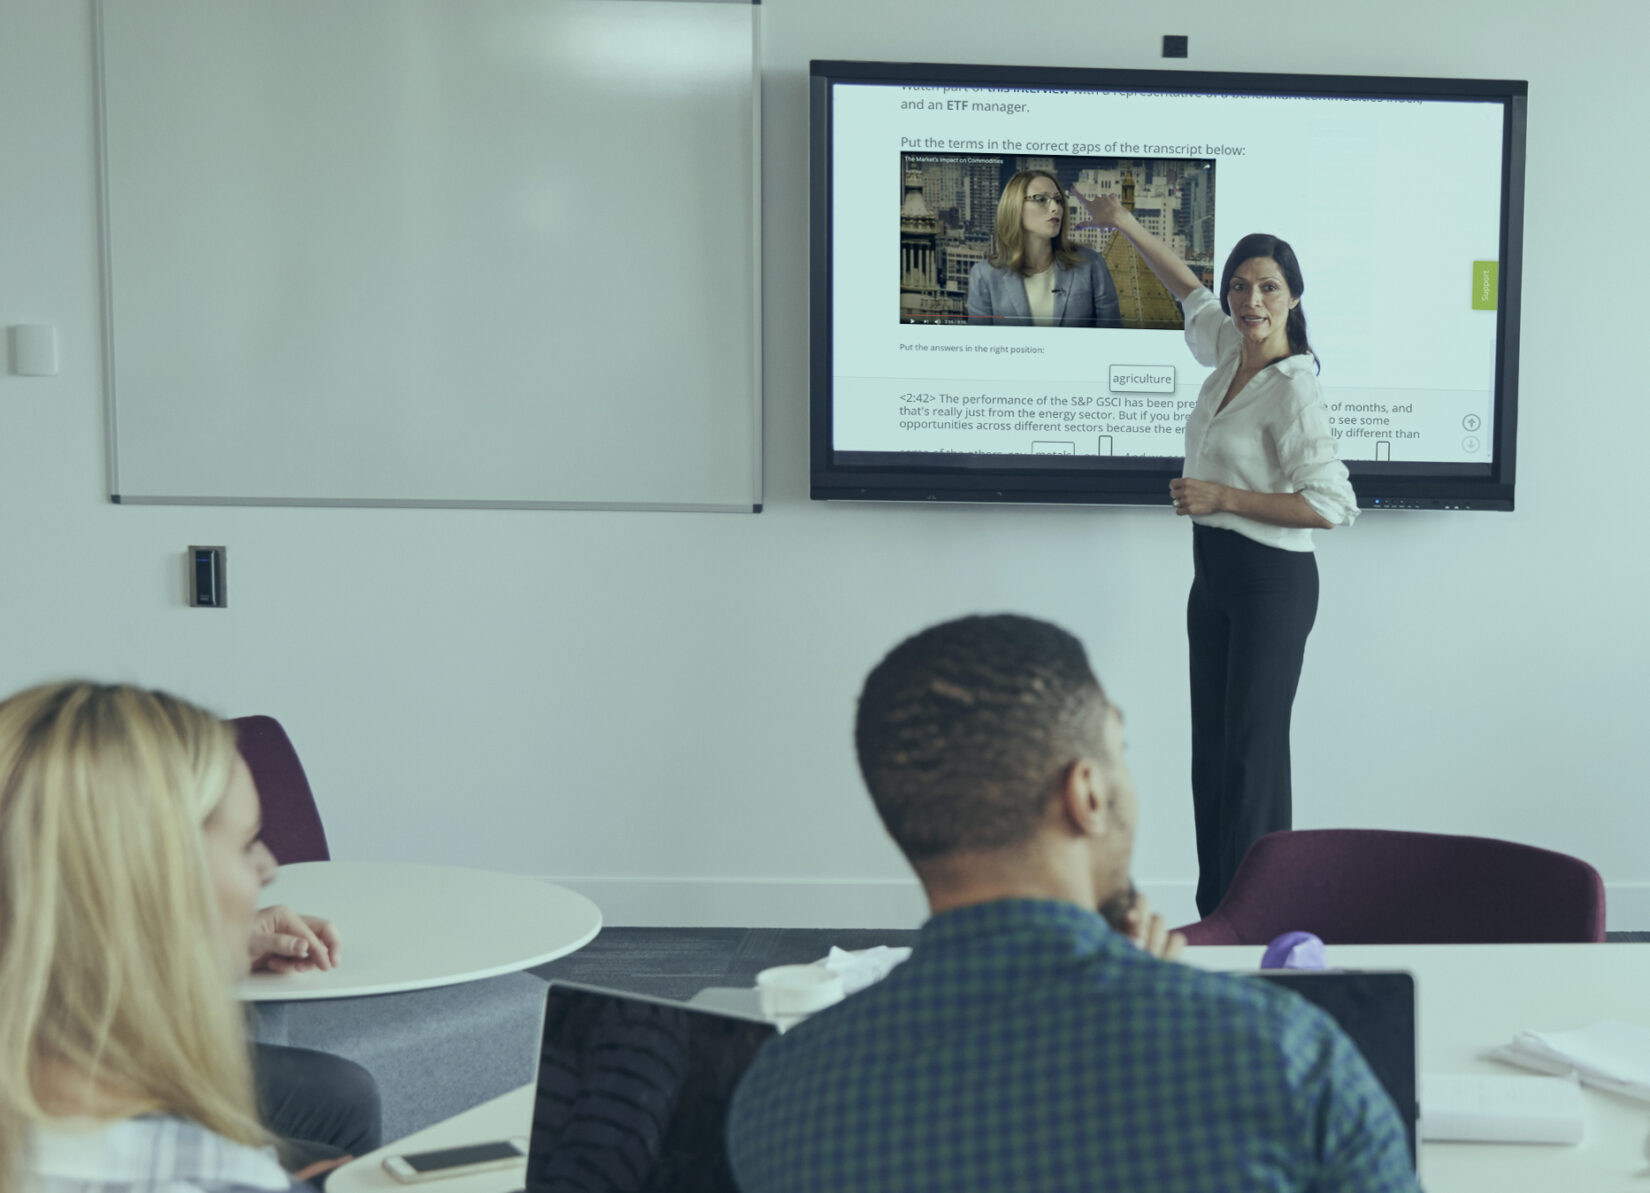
[381,1138,528,1183]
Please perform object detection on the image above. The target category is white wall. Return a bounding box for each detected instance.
[3,0,1646,929]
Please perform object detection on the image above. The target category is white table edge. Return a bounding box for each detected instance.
[234,866,603,1002]
[238,916,602,1001]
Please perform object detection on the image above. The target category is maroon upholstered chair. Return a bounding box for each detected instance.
[230,715,330,864]
[1176,829,1606,946]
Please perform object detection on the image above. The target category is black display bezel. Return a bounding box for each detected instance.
[810,60,1526,510]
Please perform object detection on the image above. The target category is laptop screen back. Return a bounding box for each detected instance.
[527,983,777,1193]
[1256,970,1418,1166]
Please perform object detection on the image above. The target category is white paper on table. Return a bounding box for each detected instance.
[1420,1073,1586,1144]
[1489,1019,1650,1101]
[820,945,912,995]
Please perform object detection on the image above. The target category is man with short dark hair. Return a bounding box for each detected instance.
[727,614,1417,1193]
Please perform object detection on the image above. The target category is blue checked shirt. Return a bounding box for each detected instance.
[727,899,1419,1193]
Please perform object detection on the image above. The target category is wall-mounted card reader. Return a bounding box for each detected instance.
[188,546,227,607]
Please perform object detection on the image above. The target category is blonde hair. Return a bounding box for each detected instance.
[0,682,266,1188]
[988,171,1086,275]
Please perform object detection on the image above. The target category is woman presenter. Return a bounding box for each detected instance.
[1079,195,1357,917]
[966,171,1121,328]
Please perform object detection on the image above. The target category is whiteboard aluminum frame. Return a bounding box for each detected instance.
[95,0,763,514]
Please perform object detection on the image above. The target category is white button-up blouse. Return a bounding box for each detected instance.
[1180,286,1357,552]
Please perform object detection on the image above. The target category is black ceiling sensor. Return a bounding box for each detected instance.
[1163,35,1189,58]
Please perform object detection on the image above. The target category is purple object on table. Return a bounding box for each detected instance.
[1261,931,1327,970]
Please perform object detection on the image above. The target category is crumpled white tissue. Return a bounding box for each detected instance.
[1489,1019,1650,1102]
[818,945,912,995]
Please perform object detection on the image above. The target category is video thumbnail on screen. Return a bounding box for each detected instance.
[898,151,1216,329]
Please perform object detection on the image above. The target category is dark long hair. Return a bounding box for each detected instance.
[1219,232,1318,372]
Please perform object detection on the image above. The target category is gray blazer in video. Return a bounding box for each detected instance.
[965,247,1122,328]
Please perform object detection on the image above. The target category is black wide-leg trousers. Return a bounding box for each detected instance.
[1188,524,1319,918]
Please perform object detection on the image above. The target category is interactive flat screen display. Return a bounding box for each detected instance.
[811,61,1526,509]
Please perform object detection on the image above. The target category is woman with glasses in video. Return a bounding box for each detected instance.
[1076,192,1357,920]
[965,171,1122,328]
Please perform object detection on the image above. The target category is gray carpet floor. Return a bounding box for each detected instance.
[529,927,1649,1002]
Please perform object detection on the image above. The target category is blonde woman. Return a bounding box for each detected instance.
[965,170,1121,328]
[0,682,342,1192]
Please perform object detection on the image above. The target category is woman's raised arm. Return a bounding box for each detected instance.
[1073,193,1203,301]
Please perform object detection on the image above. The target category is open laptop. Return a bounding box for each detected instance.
[523,981,778,1193]
[1254,970,1419,1167]
[516,973,1412,1186]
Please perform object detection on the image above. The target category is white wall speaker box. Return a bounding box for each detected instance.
[9,324,58,376]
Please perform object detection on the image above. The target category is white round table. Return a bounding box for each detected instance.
[235,861,601,1001]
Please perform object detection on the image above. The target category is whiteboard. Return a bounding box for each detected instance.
[96,0,761,511]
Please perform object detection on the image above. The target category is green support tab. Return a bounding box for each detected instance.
[1472,261,1498,310]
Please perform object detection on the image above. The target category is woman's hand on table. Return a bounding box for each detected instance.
[251,904,341,973]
